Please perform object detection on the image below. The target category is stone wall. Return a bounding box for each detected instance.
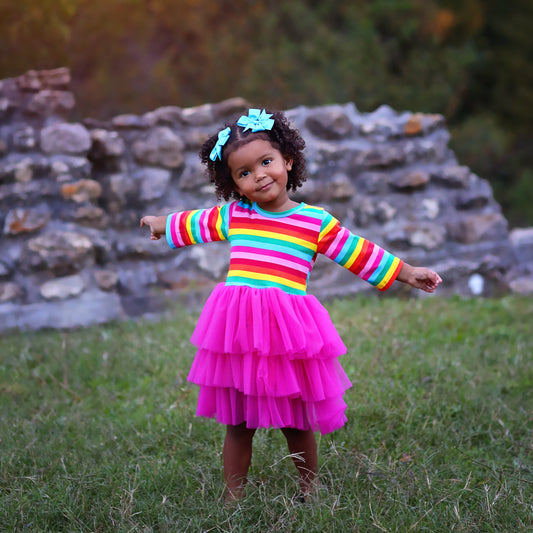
[0,68,530,332]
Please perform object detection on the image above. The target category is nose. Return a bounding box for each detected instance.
[254,168,267,181]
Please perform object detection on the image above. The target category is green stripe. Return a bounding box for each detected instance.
[225,276,306,295]
[189,211,202,243]
[337,234,360,266]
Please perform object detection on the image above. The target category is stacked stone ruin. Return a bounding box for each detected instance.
[0,68,531,332]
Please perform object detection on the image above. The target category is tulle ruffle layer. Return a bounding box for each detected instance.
[187,284,352,434]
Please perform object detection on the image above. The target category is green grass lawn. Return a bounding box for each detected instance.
[1,296,532,532]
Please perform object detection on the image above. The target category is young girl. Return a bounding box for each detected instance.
[140,109,442,501]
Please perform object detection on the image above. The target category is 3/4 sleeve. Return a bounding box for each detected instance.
[317,210,403,291]
[166,203,232,249]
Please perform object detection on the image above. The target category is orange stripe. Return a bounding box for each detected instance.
[349,240,372,274]
[379,260,403,291]
[180,213,193,246]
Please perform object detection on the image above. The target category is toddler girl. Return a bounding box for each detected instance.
[140,108,442,501]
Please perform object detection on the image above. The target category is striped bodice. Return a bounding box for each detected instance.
[166,200,403,295]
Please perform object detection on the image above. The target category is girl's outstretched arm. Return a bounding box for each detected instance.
[140,215,167,240]
[397,263,442,293]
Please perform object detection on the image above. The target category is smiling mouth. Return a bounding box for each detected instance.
[257,182,273,191]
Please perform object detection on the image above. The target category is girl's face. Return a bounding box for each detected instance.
[227,139,295,212]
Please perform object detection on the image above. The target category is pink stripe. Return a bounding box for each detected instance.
[231,245,309,268]
[325,227,349,258]
[169,213,183,247]
[359,246,382,279]
[291,213,323,227]
[233,209,320,232]
[231,251,309,274]
[369,246,385,273]
[199,210,210,242]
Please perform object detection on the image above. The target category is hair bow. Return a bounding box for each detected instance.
[209,127,231,161]
[237,109,274,133]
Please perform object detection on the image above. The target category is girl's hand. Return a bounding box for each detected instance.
[398,264,442,293]
[140,215,166,240]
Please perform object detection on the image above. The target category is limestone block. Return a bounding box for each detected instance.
[385,222,446,251]
[0,97,15,121]
[40,274,85,300]
[328,174,356,201]
[138,167,172,201]
[0,260,12,278]
[508,276,533,295]
[510,227,533,271]
[104,173,138,210]
[22,231,94,275]
[455,179,493,210]
[431,166,471,188]
[390,170,430,191]
[27,90,75,116]
[190,243,230,279]
[132,127,185,168]
[0,290,124,332]
[359,120,400,141]
[111,114,150,129]
[143,106,183,126]
[0,282,22,302]
[13,126,37,151]
[41,123,91,155]
[71,205,109,229]
[49,155,91,180]
[60,179,102,202]
[0,180,59,205]
[94,270,118,291]
[89,129,125,162]
[0,154,50,184]
[213,97,250,119]
[4,207,51,235]
[404,113,445,136]
[406,223,446,250]
[38,68,71,89]
[306,107,353,139]
[181,103,215,126]
[179,160,208,191]
[447,213,508,244]
[375,201,397,223]
[353,146,406,169]
[182,130,210,151]
[16,70,41,91]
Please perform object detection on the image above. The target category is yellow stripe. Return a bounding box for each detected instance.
[230,229,316,252]
[376,257,400,289]
[214,208,224,240]
[227,269,305,291]
[185,210,199,244]
[318,218,337,242]
[344,237,364,270]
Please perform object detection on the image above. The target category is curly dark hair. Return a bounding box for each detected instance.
[199,110,307,201]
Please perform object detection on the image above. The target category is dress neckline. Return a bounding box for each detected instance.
[252,202,305,218]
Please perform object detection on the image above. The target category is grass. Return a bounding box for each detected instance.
[0,295,532,532]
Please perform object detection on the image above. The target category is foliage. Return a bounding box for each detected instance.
[0,0,532,225]
[1,296,532,531]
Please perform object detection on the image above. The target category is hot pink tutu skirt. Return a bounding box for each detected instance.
[187,284,352,434]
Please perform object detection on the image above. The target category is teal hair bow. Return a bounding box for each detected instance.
[209,127,231,161]
[237,109,274,133]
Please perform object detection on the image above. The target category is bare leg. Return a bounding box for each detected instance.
[281,427,318,495]
[223,422,256,500]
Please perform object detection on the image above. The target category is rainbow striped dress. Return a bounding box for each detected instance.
[166,200,403,434]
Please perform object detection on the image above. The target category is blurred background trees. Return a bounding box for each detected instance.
[1,0,531,226]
